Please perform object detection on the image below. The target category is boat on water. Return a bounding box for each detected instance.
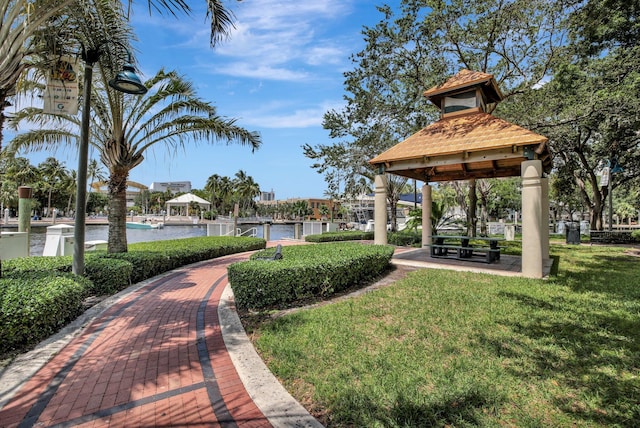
[126,221,164,230]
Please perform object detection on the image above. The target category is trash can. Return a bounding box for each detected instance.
[566,222,580,245]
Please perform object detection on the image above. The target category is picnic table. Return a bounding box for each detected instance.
[426,235,503,263]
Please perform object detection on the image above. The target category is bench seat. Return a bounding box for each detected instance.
[425,243,500,263]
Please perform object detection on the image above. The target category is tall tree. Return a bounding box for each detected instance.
[1,0,238,150]
[87,158,107,199]
[9,69,260,252]
[205,173,222,213]
[38,157,67,217]
[306,0,567,235]
[502,0,640,230]
[234,169,260,215]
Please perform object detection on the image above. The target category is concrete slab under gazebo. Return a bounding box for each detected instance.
[369,69,552,278]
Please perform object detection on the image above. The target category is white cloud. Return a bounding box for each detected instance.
[237,99,345,128]
[132,1,359,82]
[212,62,310,81]
[209,1,356,80]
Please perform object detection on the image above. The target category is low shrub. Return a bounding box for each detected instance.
[84,258,133,295]
[3,256,73,275]
[100,251,173,284]
[0,272,89,353]
[4,255,134,296]
[305,231,374,243]
[632,230,640,241]
[228,242,394,310]
[388,230,422,246]
[103,236,266,283]
[0,236,265,355]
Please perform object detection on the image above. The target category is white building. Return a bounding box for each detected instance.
[149,181,191,194]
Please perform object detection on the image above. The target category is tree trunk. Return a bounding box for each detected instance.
[479,195,488,236]
[591,189,605,230]
[389,199,398,232]
[107,170,129,253]
[47,187,53,217]
[467,179,477,237]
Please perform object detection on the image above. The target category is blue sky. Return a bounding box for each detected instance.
[92,1,402,200]
[8,1,400,199]
[126,0,398,199]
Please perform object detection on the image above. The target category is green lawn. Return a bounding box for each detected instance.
[247,243,640,427]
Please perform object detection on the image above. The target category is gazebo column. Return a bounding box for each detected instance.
[422,184,432,247]
[521,160,543,278]
[541,176,550,259]
[374,174,388,245]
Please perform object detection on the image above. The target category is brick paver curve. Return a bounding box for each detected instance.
[0,252,271,428]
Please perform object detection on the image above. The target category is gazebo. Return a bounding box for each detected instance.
[369,69,552,278]
[165,193,211,216]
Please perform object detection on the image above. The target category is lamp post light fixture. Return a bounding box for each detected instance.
[72,42,147,275]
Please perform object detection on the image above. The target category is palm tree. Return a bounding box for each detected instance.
[205,173,222,213]
[217,176,234,216]
[9,69,260,252]
[0,0,236,150]
[0,155,39,186]
[234,169,260,215]
[62,169,77,216]
[0,0,75,150]
[87,159,106,193]
[38,157,67,217]
[385,174,409,232]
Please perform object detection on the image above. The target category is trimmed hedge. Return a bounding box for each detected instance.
[0,272,89,353]
[305,230,374,242]
[0,236,266,355]
[83,258,134,295]
[388,230,422,247]
[228,242,395,310]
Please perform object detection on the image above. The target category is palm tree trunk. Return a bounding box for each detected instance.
[107,171,129,253]
[47,188,53,217]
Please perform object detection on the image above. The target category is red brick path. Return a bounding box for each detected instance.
[0,253,271,428]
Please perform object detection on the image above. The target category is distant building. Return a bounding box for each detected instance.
[90,180,148,208]
[259,189,275,202]
[149,181,191,194]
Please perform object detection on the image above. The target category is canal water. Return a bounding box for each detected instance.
[27,223,295,256]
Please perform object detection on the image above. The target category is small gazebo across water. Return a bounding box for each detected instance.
[369,69,552,278]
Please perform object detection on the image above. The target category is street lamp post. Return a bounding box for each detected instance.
[72,43,147,275]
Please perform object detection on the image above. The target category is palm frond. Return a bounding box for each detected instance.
[7,128,78,153]
[205,0,236,47]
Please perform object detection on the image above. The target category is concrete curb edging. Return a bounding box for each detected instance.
[218,284,324,428]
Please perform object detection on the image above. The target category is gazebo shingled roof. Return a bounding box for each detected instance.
[369,69,551,182]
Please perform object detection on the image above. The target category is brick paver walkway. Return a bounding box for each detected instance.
[0,252,270,428]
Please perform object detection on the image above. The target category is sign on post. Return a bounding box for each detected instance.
[600,166,610,187]
[43,56,79,115]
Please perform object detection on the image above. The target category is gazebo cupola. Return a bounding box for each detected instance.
[424,68,504,118]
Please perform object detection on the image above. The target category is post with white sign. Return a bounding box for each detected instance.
[43,56,80,115]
